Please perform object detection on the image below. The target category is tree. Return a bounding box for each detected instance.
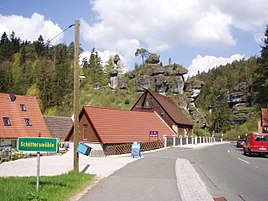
[33,35,47,57]
[0,61,13,93]
[135,48,149,65]
[83,48,104,84]
[0,32,12,62]
[210,93,231,133]
[253,25,268,107]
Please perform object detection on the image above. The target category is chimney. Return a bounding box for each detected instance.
[9,93,16,102]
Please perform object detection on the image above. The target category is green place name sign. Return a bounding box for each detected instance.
[18,137,58,152]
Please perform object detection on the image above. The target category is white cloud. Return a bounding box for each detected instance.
[80,0,268,70]
[187,54,245,77]
[0,13,63,45]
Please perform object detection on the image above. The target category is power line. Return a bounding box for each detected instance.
[48,24,74,43]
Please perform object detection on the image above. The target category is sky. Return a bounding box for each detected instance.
[0,0,268,77]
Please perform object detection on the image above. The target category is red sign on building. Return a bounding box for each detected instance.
[149,131,158,137]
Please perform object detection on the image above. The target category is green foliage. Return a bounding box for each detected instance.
[194,56,259,133]
[193,124,206,136]
[124,98,130,104]
[0,171,94,201]
[225,115,259,140]
[253,25,268,108]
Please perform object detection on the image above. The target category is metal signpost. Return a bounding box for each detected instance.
[18,137,58,192]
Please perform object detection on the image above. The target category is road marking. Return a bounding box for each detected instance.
[227,150,230,153]
[237,157,249,164]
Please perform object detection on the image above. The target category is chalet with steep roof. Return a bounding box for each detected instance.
[0,93,50,147]
[65,106,175,145]
[131,89,193,135]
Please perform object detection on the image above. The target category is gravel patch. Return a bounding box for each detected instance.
[0,146,138,178]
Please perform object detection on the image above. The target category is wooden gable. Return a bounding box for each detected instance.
[131,89,193,135]
[65,108,100,143]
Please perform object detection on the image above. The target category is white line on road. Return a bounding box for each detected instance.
[237,157,249,164]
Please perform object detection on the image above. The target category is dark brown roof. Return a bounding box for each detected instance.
[0,93,50,138]
[132,89,193,126]
[65,106,175,143]
[261,108,268,126]
[44,116,73,139]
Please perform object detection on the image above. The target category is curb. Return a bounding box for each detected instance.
[176,158,214,201]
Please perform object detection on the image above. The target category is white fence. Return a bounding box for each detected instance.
[163,136,222,147]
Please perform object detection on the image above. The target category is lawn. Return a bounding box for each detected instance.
[0,171,95,201]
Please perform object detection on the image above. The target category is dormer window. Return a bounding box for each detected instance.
[25,118,32,126]
[3,117,11,126]
[20,104,26,111]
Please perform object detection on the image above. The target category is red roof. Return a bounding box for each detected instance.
[0,93,50,138]
[67,106,175,143]
[261,108,268,126]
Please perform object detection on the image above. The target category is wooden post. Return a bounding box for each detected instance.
[73,20,80,172]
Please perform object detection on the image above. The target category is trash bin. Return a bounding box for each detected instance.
[77,143,92,156]
[131,142,141,158]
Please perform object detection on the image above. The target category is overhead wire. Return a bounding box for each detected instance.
[48,24,75,43]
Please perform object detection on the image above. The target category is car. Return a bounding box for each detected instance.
[243,132,268,156]
[236,139,246,148]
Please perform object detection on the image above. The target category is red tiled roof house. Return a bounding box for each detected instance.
[65,106,175,154]
[0,93,50,147]
[131,89,193,136]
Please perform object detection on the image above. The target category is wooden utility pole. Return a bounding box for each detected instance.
[73,20,80,172]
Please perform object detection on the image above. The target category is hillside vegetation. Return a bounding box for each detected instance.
[0,25,268,139]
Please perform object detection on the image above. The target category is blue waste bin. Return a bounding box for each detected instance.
[77,143,92,156]
[131,142,141,158]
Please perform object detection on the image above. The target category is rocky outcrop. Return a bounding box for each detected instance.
[227,82,253,125]
[183,80,206,127]
[110,69,118,89]
[145,53,160,64]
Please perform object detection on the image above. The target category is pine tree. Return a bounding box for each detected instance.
[253,25,268,107]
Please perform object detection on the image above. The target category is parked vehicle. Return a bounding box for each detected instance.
[243,133,268,156]
[236,139,246,148]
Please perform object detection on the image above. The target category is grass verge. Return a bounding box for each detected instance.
[0,171,95,201]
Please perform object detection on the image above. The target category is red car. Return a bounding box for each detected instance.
[243,133,268,156]
[236,139,246,148]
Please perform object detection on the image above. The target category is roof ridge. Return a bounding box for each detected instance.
[84,106,155,114]
[43,115,71,119]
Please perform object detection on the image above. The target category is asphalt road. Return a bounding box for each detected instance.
[79,148,183,201]
[79,143,268,201]
[184,142,268,201]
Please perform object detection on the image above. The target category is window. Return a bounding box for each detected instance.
[24,118,32,126]
[3,117,11,126]
[142,95,152,108]
[83,124,88,140]
[20,104,26,111]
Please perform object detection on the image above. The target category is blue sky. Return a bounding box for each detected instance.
[0,0,267,76]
